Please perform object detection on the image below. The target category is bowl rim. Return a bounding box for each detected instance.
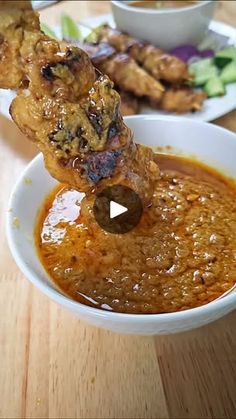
[6,115,236,324]
[111,0,215,15]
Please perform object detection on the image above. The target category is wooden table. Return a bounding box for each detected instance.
[0,1,236,418]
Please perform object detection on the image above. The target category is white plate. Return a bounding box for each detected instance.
[32,1,59,10]
[0,16,236,122]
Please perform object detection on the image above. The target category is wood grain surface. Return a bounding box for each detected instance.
[0,1,235,418]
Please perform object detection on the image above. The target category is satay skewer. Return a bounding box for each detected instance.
[0,1,159,205]
[94,25,192,84]
[74,41,206,114]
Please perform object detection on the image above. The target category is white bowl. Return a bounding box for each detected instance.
[111,0,217,50]
[6,116,236,335]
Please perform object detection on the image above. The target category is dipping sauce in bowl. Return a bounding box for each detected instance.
[131,1,198,10]
[111,0,216,49]
[36,154,236,315]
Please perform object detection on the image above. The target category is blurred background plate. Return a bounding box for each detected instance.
[32,1,59,10]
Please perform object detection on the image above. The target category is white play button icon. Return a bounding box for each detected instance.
[110,201,128,219]
[93,185,143,234]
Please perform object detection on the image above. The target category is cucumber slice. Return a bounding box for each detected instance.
[204,76,225,97]
[189,58,214,75]
[193,66,218,87]
[220,61,236,84]
[215,46,236,68]
[40,23,58,40]
[189,58,218,87]
[84,25,104,43]
[61,15,82,41]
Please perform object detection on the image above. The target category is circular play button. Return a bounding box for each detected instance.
[93,185,143,234]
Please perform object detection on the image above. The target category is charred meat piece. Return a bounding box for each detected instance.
[0,1,159,204]
[39,46,95,101]
[10,69,131,192]
[0,4,95,98]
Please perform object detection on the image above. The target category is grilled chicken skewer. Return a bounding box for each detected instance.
[0,1,159,204]
[97,53,164,104]
[75,42,164,104]
[94,25,192,84]
[159,87,206,113]
[78,41,206,113]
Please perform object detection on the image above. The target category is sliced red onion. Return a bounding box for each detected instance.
[171,44,215,64]
[170,45,200,62]
[200,49,215,58]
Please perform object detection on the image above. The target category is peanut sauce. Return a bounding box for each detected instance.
[130,1,198,10]
[35,155,236,314]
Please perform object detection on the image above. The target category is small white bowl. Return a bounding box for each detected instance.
[6,116,236,335]
[111,0,217,50]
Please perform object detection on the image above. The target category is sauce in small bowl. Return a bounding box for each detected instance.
[6,116,236,335]
[35,154,236,315]
[111,0,217,50]
[130,1,199,10]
